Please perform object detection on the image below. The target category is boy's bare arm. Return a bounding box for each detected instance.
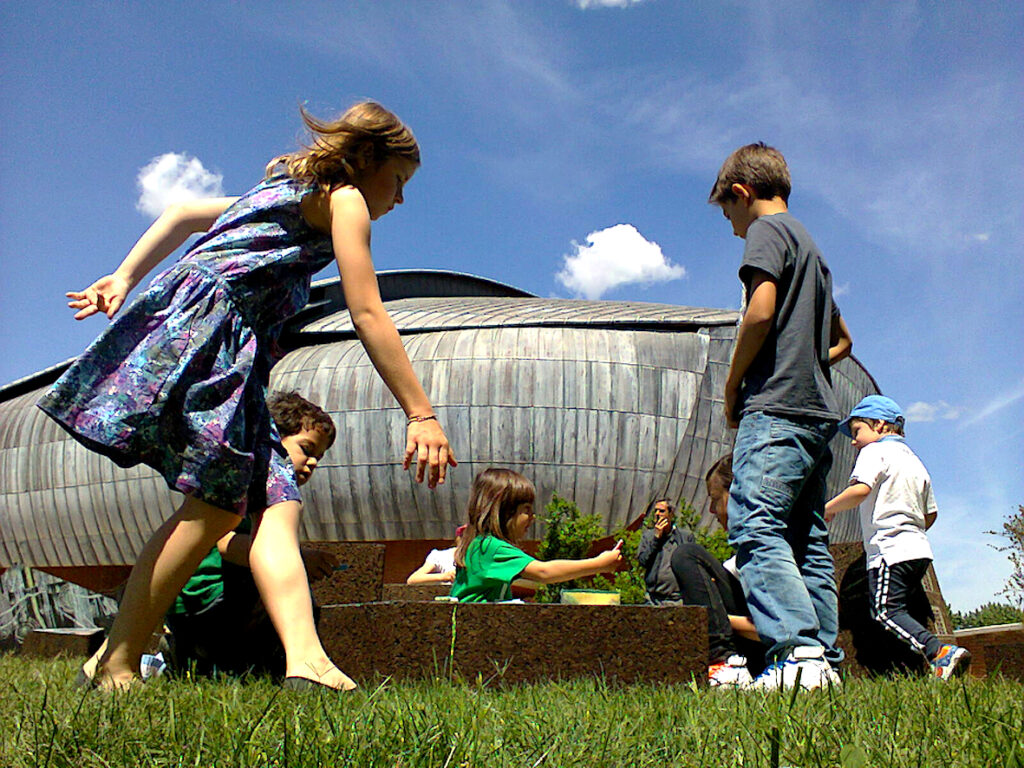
[829,314,853,365]
[824,482,871,521]
[725,272,777,428]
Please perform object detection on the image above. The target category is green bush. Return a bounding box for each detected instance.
[592,526,646,604]
[534,493,606,603]
[676,500,733,562]
[532,494,735,606]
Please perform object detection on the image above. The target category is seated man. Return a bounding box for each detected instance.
[406,525,465,585]
[636,499,694,605]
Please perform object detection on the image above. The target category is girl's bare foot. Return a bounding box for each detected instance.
[285,658,357,691]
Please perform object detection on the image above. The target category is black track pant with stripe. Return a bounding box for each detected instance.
[867,558,942,661]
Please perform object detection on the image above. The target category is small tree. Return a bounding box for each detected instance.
[987,504,1024,608]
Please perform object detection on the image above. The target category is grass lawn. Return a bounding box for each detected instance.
[1,655,1022,767]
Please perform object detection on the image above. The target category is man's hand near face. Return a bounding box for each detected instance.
[653,512,673,540]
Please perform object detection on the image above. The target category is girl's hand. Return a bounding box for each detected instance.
[596,540,624,572]
[67,274,132,320]
[403,418,457,489]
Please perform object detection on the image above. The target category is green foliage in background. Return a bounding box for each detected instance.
[949,601,1024,630]
[676,500,733,562]
[592,526,646,604]
[533,494,735,605]
[534,494,606,603]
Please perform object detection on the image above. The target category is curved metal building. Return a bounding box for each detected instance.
[0,270,877,588]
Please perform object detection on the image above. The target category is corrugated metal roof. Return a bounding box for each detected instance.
[293,296,740,336]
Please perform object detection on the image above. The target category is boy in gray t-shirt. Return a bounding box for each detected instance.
[709,142,853,690]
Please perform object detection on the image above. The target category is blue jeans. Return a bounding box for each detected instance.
[728,411,842,665]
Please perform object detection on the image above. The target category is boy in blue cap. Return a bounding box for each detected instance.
[710,143,853,689]
[825,395,971,679]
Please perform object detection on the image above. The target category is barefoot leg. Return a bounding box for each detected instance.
[95,497,240,689]
[249,500,356,690]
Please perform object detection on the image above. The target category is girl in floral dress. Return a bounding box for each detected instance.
[39,101,455,691]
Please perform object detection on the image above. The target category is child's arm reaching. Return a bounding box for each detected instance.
[519,541,623,585]
[824,481,871,522]
[68,197,238,320]
[407,561,456,585]
[328,186,456,487]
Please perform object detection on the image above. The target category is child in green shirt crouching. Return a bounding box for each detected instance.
[450,468,622,603]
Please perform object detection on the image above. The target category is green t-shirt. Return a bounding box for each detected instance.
[450,535,536,603]
[170,517,253,615]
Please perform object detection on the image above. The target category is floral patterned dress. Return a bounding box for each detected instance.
[37,175,335,515]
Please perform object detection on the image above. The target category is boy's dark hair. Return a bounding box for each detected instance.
[708,142,791,205]
[267,391,337,447]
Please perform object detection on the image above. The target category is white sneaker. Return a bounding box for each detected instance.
[748,646,840,691]
[708,655,754,688]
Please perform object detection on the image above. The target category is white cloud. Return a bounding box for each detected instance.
[833,282,850,298]
[556,224,685,300]
[574,0,645,8]
[959,379,1024,428]
[904,400,960,423]
[136,153,224,219]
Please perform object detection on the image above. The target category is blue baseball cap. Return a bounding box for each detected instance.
[838,395,904,437]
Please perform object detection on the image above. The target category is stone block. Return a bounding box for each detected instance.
[320,602,707,685]
[21,627,104,659]
[382,583,452,602]
[306,542,385,605]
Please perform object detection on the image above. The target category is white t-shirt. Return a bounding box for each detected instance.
[424,547,456,574]
[850,436,936,569]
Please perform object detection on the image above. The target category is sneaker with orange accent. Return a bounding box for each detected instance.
[708,655,753,688]
[930,644,971,680]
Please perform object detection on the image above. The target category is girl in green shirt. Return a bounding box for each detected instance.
[451,468,623,603]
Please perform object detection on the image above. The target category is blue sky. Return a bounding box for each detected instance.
[1,1,1021,611]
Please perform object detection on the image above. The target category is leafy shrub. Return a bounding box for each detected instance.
[676,501,733,562]
[534,494,606,604]
[591,526,646,604]
[532,493,735,605]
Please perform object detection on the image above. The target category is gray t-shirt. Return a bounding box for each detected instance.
[738,212,840,421]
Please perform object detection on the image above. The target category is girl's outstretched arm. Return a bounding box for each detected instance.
[328,186,456,488]
[68,197,237,320]
[520,541,623,585]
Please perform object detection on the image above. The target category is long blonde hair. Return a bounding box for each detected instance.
[454,468,536,567]
[266,101,420,196]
